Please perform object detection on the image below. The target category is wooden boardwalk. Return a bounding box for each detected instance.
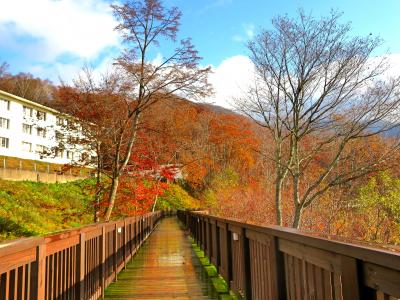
[104,217,218,300]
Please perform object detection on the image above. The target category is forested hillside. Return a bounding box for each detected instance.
[1,68,400,245]
[1,3,400,248]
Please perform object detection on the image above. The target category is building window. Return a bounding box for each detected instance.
[23,106,33,118]
[22,141,32,152]
[56,149,63,158]
[0,99,10,111]
[55,131,64,142]
[0,137,9,148]
[56,117,67,126]
[67,135,77,144]
[0,117,9,129]
[36,127,46,138]
[36,144,48,154]
[36,111,46,121]
[81,152,89,161]
[22,123,32,134]
[67,151,74,160]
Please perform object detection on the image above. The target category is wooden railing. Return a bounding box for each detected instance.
[0,211,163,300]
[178,210,400,300]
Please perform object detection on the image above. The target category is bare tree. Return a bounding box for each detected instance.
[236,10,400,228]
[0,61,9,78]
[101,0,211,220]
[54,68,129,222]
[0,70,55,104]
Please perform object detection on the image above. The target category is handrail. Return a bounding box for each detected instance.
[0,211,164,299]
[177,210,400,300]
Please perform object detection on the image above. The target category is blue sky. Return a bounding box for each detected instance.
[171,0,400,65]
[1,0,400,106]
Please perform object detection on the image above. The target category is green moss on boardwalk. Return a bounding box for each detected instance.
[189,237,238,300]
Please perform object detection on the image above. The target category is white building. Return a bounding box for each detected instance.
[0,89,85,165]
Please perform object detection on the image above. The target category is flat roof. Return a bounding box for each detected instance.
[0,89,60,115]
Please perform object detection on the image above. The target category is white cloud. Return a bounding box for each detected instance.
[0,0,120,79]
[381,53,400,79]
[207,55,255,109]
[207,53,400,110]
[29,55,116,85]
[0,0,118,58]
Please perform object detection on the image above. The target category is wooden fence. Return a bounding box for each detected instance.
[178,210,400,300]
[0,211,163,300]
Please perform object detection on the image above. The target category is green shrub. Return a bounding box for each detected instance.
[156,183,201,210]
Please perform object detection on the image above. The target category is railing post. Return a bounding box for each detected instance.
[35,243,46,300]
[76,232,85,300]
[196,217,200,245]
[123,220,127,270]
[206,218,211,258]
[129,221,133,257]
[211,220,218,267]
[241,228,252,299]
[100,226,106,298]
[271,237,286,300]
[113,224,117,282]
[140,218,143,244]
[134,217,138,250]
[201,217,206,250]
[341,256,360,300]
[219,222,231,282]
[199,217,203,249]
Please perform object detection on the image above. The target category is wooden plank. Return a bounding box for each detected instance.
[0,247,36,274]
[5,271,10,299]
[246,230,272,245]
[307,262,316,300]
[0,238,43,259]
[36,244,46,300]
[340,255,360,300]
[27,262,32,300]
[103,218,218,300]
[279,239,342,273]
[77,233,86,300]
[113,224,117,282]
[123,220,127,270]
[242,228,252,299]
[363,262,400,298]
[101,226,106,298]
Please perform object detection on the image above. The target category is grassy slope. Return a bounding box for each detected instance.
[0,179,95,241]
[0,180,199,242]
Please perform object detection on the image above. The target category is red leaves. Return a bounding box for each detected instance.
[105,131,178,217]
[114,177,167,216]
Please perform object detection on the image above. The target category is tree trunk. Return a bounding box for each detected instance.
[292,205,303,228]
[291,134,302,228]
[104,112,141,221]
[152,195,158,212]
[93,151,102,223]
[275,177,284,225]
[105,176,119,221]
